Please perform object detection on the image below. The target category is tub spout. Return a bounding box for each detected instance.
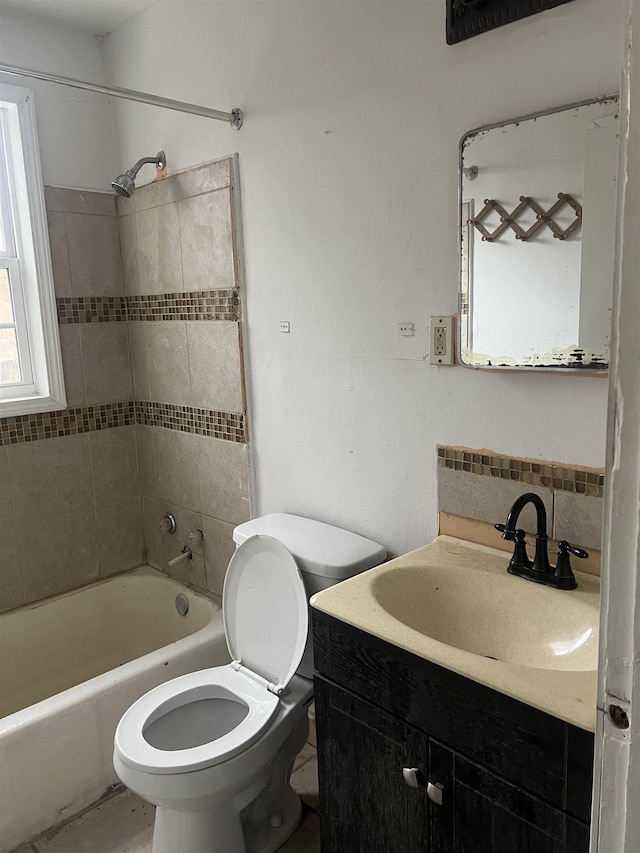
[168,547,192,567]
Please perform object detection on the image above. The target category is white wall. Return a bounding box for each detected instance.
[103,0,623,555]
[0,7,120,189]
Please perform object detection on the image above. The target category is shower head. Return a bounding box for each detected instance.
[111,151,166,198]
[111,172,136,198]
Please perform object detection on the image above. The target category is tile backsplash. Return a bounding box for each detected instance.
[437,445,605,555]
[438,446,604,497]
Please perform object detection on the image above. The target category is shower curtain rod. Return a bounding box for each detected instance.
[0,62,243,129]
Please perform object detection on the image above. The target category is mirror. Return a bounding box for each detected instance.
[459,95,619,371]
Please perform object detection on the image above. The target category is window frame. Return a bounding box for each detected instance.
[0,83,65,418]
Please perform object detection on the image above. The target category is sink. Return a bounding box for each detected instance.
[311,535,601,731]
[371,563,598,671]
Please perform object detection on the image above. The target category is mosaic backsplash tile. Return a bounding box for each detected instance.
[0,402,135,446]
[57,289,239,324]
[0,401,246,446]
[135,401,246,443]
[56,296,128,324]
[437,445,605,498]
[126,290,239,322]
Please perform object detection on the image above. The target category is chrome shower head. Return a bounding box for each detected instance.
[111,151,165,198]
[111,173,136,198]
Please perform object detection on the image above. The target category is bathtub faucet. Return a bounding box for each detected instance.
[168,530,203,568]
[168,547,192,567]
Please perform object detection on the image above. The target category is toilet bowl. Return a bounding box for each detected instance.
[114,514,385,853]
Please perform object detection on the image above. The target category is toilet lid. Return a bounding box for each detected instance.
[223,534,308,691]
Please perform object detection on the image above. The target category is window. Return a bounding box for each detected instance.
[0,83,65,417]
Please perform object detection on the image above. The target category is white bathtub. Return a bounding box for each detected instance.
[0,567,229,852]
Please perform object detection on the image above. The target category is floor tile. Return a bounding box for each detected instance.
[277,812,321,853]
[291,754,319,811]
[32,780,319,853]
[36,790,153,853]
[293,742,317,772]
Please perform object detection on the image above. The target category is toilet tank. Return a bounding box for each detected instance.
[232,513,386,678]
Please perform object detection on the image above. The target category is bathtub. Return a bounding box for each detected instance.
[0,567,229,852]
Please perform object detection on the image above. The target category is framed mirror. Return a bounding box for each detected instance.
[459,95,619,371]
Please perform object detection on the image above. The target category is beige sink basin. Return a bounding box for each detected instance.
[311,535,600,731]
[371,563,598,671]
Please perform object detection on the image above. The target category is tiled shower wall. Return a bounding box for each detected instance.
[0,188,141,613]
[118,157,249,599]
[0,157,249,614]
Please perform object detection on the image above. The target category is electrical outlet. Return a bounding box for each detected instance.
[279,321,290,333]
[398,322,414,336]
[429,316,455,365]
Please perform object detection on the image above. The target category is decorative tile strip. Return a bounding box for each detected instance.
[126,289,239,322]
[57,296,127,324]
[56,290,239,324]
[0,402,135,446]
[437,445,605,498]
[135,401,246,443]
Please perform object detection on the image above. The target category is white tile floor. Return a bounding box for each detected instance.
[15,747,320,853]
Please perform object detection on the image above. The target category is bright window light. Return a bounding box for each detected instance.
[0,83,65,417]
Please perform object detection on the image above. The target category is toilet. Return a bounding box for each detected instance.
[113,513,385,853]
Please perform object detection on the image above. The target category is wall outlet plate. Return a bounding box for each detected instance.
[429,316,455,365]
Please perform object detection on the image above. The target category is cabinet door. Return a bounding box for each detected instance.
[315,676,431,853]
[430,742,589,853]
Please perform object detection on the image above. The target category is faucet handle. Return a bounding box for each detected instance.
[495,523,514,541]
[557,540,589,560]
[552,540,587,590]
[495,524,527,544]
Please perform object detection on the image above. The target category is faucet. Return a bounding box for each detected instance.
[495,492,587,590]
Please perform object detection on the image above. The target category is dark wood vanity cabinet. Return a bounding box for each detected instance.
[313,611,594,853]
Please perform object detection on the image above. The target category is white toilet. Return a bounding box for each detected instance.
[113,513,385,853]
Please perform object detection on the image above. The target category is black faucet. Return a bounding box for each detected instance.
[495,492,587,590]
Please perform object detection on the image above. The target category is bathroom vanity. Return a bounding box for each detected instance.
[311,537,598,852]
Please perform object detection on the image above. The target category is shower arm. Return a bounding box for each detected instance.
[0,62,243,129]
[127,155,164,179]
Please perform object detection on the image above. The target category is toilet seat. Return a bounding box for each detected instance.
[115,665,279,774]
[115,535,310,777]
[224,534,309,691]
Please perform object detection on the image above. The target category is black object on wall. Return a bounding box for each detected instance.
[446,0,577,45]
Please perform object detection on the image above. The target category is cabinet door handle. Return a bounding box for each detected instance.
[402,767,424,788]
[427,781,445,806]
[402,769,445,804]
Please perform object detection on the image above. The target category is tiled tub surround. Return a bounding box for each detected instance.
[437,446,605,572]
[119,156,249,599]
[0,188,141,615]
[0,569,228,853]
[0,157,249,614]
[0,424,142,612]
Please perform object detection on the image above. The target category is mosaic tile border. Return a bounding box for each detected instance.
[437,445,605,498]
[135,401,246,443]
[0,402,135,446]
[56,290,240,325]
[126,290,239,322]
[0,400,246,445]
[57,296,127,324]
